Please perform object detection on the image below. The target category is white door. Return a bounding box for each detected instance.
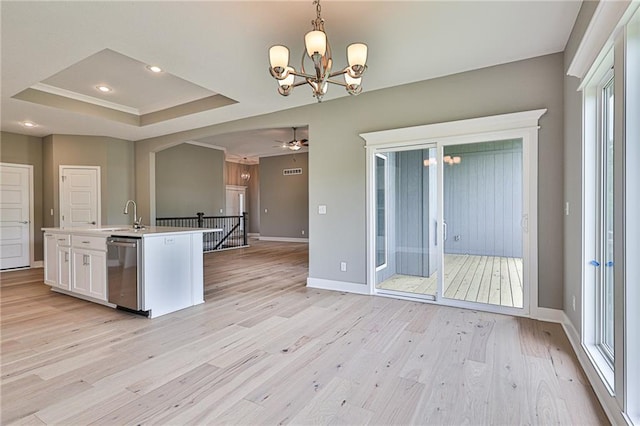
[60,167,100,228]
[0,164,31,269]
[225,186,246,216]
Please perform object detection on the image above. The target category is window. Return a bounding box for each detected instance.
[582,52,615,390]
[597,75,614,364]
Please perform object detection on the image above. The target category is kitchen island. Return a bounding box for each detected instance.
[42,226,220,318]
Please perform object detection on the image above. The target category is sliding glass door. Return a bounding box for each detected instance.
[440,139,525,311]
[372,138,529,314]
[375,147,439,300]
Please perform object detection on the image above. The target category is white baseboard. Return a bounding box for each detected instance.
[247,233,260,238]
[560,312,627,426]
[259,236,309,243]
[306,277,372,295]
[31,261,44,268]
[532,307,565,323]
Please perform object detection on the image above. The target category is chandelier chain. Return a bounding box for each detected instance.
[312,0,324,31]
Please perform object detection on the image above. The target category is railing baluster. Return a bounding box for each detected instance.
[156,213,249,253]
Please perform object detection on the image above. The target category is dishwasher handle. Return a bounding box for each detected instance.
[107,241,138,248]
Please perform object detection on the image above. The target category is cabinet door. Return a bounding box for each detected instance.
[88,251,107,301]
[44,234,57,285]
[72,250,90,295]
[72,248,107,301]
[57,246,72,290]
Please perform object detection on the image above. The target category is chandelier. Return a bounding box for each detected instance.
[240,158,251,181]
[268,0,368,102]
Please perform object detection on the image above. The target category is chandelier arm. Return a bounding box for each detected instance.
[289,69,318,81]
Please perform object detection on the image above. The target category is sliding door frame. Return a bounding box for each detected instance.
[362,109,546,317]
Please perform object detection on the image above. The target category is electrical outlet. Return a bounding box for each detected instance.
[318,205,327,215]
[340,261,347,272]
[572,295,576,311]
[301,230,305,235]
[565,202,570,216]
[264,208,268,213]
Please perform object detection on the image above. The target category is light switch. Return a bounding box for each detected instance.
[318,205,327,215]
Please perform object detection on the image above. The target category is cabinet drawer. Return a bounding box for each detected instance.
[72,235,107,251]
[54,234,71,246]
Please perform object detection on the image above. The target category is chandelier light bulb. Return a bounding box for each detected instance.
[344,74,361,86]
[305,30,327,57]
[269,45,290,72]
[347,43,368,69]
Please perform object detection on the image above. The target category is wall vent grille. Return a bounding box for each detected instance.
[283,168,303,176]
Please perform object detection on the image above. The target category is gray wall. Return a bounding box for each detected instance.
[444,140,523,257]
[155,143,224,217]
[136,52,565,309]
[0,131,44,261]
[563,1,599,333]
[42,134,134,227]
[259,153,308,239]
[226,161,259,234]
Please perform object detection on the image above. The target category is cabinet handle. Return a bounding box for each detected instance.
[82,241,90,244]
[58,238,66,242]
[64,252,69,262]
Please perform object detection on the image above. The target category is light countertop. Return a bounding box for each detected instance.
[42,226,222,238]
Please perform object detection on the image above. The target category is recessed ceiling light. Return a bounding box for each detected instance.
[96,85,112,93]
[147,65,162,73]
[22,121,37,128]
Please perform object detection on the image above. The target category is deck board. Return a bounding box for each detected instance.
[377,254,524,309]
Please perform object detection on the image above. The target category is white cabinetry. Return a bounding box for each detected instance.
[71,236,107,301]
[44,233,57,285]
[57,245,72,290]
[44,232,72,289]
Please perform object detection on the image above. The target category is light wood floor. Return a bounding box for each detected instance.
[1,240,607,425]
[377,255,524,308]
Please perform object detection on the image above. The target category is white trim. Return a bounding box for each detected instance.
[307,277,372,295]
[567,1,634,80]
[247,233,260,238]
[31,261,43,268]
[533,307,566,323]
[31,82,141,115]
[0,162,34,267]
[360,109,547,147]
[362,109,545,318]
[184,141,227,152]
[259,236,308,243]
[226,154,259,165]
[561,313,629,426]
[226,184,247,191]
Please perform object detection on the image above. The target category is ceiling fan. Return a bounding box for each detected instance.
[275,127,309,151]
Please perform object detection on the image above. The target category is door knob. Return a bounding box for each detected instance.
[19,221,29,224]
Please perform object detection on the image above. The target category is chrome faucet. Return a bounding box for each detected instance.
[123,200,143,229]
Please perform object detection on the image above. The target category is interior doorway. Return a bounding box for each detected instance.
[0,163,33,269]
[59,166,100,228]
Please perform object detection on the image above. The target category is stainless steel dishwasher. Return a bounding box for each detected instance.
[106,236,145,314]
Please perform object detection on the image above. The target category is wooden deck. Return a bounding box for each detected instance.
[377,254,524,308]
[0,241,605,424]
